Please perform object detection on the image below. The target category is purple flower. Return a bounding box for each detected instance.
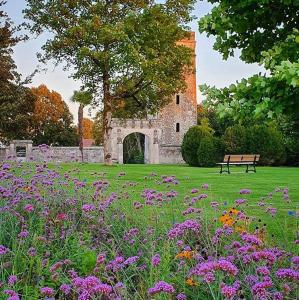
[276,268,299,281]
[239,188,251,194]
[27,247,37,257]
[123,256,139,266]
[94,283,113,295]
[256,266,270,276]
[241,233,263,246]
[201,183,209,189]
[176,293,187,300]
[18,230,29,238]
[82,204,95,212]
[168,219,201,239]
[96,253,106,265]
[0,245,9,255]
[235,198,246,206]
[40,287,54,297]
[23,204,34,212]
[148,281,175,295]
[60,284,71,295]
[151,254,161,267]
[221,284,238,299]
[8,275,17,286]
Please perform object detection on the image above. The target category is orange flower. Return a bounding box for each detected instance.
[219,214,234,226]
[229,208,239,215]
[175,251,193,260]
[186,278,198,286]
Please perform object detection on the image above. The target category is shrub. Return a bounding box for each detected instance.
[182,125,212,166]
[223,124,286,165]
[223,124,248,154]
[247,125,286,165]
[197,136,224,167]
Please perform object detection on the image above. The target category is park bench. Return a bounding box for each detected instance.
[217,154,260,174]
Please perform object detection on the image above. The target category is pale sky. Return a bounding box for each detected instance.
[4,0,264,122]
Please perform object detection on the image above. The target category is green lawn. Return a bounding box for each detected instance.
[60,164,299,249]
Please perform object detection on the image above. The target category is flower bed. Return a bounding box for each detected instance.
[0,161,298,299]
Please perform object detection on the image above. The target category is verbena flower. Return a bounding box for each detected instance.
[148,281,175,295]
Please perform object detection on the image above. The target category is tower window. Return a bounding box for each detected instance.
[176,95,180,104]
[176,123,180,132]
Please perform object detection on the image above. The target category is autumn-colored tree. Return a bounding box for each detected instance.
[82,118,94,139]
[31,85,66,126]
[25,0,195,165]
[30,85,78,146]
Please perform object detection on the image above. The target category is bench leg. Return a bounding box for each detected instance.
[246,164,249,173]
[220,164,223,174]
[227,163,230,174]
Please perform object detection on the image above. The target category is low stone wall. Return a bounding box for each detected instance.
[159,145,185,164]
[31,147,104,163]
[1,144,185,164]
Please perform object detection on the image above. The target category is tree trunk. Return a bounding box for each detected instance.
[78,103,84,162]
[103,70,113,165]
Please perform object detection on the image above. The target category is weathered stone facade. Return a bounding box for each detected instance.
[111,32,197,164]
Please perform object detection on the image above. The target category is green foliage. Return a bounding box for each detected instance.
[197,104,233,137]
[197,136,224,167]
[182,125,212,166]
[0,2,35,143]
[123,133,145,164]
[223,125,248,154]
[223,125,286,165]
[247,125,286,166]
[198,1,298,64]
[32,121,78,146]
[24,0,195,117]
[199,1,299,151]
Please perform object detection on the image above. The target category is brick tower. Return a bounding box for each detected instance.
[158,32,197,146]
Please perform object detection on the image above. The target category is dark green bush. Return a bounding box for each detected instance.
[223,124,248,154]
[197,136,224,167]
[223,124,286,165]
[247,125,286,165]
[182,125,212,166]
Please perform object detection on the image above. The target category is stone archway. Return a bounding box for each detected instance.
[111,118,160,164]
[122,132,149,164]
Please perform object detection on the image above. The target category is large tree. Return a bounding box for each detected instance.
[0,1,35,143]
[31,85,78,146]
[24,0,195,164]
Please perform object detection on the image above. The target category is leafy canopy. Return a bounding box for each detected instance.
[199,0,299,122]
[24,0,196,117]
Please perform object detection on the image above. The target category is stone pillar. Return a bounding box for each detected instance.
[117,136,123,164]
[26,142,33,162]
[144,135,150,164]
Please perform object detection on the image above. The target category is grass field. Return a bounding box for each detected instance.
[59,163,299,248]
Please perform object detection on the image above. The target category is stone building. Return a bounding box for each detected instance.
[111,32,197,164]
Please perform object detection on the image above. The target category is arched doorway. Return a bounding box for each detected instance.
[123,132,149,164]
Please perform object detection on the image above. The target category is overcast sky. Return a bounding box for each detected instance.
[4,0,264,122]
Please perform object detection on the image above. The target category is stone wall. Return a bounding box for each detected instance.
[159,145,184,164]
[31,147,104,163]
[0,145,185,164]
